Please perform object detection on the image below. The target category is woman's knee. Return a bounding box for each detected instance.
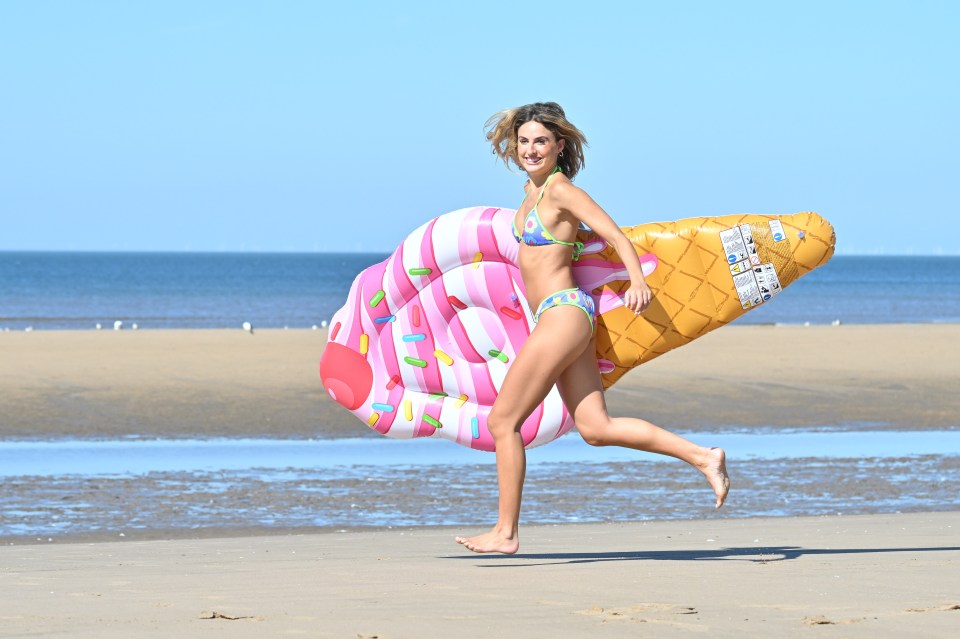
[577,417,613,447]
[486,409,520,442]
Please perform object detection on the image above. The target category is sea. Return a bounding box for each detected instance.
[2,252,959,330]
[3,251,959,538]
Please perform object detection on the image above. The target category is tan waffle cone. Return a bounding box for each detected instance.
[583,212,836,389]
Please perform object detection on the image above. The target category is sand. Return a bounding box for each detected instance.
[2,512,958,638]
[2,324,958,637]
[2,323,959,439]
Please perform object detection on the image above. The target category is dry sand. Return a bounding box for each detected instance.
[2,512,958,638]
[2,323,959,439]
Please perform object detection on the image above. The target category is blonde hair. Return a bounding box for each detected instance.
[484,102,587,179]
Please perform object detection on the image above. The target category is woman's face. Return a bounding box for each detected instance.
[516,120,565,173]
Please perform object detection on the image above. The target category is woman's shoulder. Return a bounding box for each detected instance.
[548,174,590,203]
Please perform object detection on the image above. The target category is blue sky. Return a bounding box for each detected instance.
[2,1,957,254]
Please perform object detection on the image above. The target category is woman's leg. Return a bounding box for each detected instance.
[556,343,731,508]
[456,305,593,553]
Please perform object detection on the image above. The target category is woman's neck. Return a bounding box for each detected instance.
[525,164,558,188]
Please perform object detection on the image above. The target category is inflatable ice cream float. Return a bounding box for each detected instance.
[320,207,835,451]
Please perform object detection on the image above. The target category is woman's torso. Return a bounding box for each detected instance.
[513,176,581,308]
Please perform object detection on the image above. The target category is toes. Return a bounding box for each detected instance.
[455,536,480,551]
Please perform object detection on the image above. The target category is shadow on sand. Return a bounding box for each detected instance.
[444,546,960,567]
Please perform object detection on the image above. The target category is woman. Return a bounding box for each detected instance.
[455,102,730,554]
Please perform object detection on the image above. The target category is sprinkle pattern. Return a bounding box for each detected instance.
[488,349,509,364]
[404,356,427,368]
[320,206,580,451]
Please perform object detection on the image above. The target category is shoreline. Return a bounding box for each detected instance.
[5,498,960,546]
[4,440,957,546]
[7,503,960,548]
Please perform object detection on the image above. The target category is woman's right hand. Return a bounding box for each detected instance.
[622,281,652,314]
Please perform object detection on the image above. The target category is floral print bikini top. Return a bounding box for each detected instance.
[512,166,584,261]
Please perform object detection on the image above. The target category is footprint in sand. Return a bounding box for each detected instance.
[803,615,864,625]
[577,603,699,625]
[905,603,960,613]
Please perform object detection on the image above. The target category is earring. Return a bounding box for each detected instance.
[559,150,564,158]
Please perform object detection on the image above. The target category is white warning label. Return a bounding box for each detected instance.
[739,224,760,264]
[729,259,751,275]
[753,264,783,301]
[769,219,786,242]
[733,271,762,308]
[720,227,748,264]
[719,225,784,309]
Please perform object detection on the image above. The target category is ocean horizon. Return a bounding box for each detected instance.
[2,252,959,330]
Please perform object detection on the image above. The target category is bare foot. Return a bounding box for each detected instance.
[700,447,730,508]
[455,528,519,554]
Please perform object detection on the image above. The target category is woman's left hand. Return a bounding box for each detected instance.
[623,282,653,314]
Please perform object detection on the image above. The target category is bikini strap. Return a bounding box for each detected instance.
[533,166,583,260]
[571,240,584,261]
[534,165,563,207]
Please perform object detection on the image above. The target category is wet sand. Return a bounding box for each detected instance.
[2,323,959,439]
[4,453,957,545]
[2,512,958,638]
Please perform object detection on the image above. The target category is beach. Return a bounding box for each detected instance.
[2,324,959,637]
[3,323,959,439]
[2,513,958,637]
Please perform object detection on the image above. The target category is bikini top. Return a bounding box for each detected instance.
[512,166,584,261]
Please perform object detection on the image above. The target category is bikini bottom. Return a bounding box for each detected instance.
[532,287,596,335]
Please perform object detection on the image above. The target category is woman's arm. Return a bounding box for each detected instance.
[552,180,652,314]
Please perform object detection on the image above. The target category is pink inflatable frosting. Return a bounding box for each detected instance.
[319,206,656,451]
